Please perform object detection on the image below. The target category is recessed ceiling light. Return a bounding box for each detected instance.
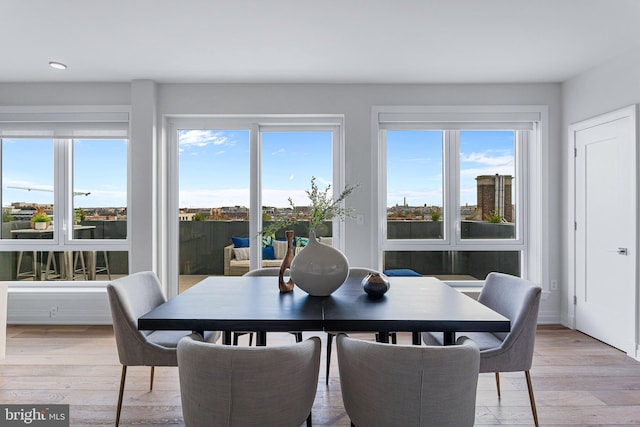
[49,61,67,70]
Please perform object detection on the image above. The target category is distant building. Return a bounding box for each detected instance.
[179,211,196,221]
[475,174,513,222]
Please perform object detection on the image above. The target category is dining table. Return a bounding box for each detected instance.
[138,275,510,346]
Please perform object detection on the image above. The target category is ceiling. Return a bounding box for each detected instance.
[3,0,640,84]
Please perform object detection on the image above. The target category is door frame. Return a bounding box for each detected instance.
[567,104,639,359]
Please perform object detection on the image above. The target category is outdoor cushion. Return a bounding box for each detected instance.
[232,236,250,248]
[383,269,421,276]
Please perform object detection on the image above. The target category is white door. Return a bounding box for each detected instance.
[573,106,637,356]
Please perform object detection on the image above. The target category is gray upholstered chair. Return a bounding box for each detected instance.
[325,267,396,384]
[423,272,542,427]
[107,271,220,427]
[178,334,321,427]
[337,333,480,427]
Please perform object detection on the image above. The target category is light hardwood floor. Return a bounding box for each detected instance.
[1,325,640,426]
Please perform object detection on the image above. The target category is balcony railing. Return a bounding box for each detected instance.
[0,219,518,281]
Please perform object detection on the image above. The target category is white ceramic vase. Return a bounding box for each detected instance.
[290,231,349,296]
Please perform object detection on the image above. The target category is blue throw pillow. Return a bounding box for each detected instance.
[383,269,421,277]
[232,236,250,248]
[262,245,275,260]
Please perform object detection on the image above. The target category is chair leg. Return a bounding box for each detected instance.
[102,251,112,280]
[326,333,334,385]
[16,251,38,280]
[525,370,539,427]
[44,251,59,280]
[495,372,501,398]
[73,251,88,280]
[233,332,254,346]
[306,412,312,427]
[149,366,155,391]
[116,365,127,427]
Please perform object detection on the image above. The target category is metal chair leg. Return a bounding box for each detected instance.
[116,365,127,427]
[326,333,334,385]
[495,372,501,398]
[149,366,155,391]
[306,412,312,427]
[525,370,539,427]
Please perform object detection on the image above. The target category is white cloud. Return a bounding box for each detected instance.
[460,165,514,178]
[460,149,514,178]
[178,130,234,149]
[461,150,513,167]
[314,176,332,187]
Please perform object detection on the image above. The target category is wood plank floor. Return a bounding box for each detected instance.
[1,325,640,426]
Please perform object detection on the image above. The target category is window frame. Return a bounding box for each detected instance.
[0,106,131,284]
[373,105,547,288]
[165,115,345,297]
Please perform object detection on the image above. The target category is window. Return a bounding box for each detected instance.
[386,130,444,240]
[168,116,344,291]
[376,106,543,284]
[0,108,130,283]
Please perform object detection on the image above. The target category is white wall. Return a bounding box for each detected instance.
[1,81,563,323]
[561,46,640,326]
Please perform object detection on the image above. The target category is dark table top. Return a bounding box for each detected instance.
[324,276,510,333]
[138,275,510,338]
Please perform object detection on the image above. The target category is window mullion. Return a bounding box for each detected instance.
[250,124,261,271]
[54,138,67,246]
[447,130,459,247]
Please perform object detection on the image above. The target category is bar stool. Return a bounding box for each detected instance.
[16,251,37,280]
[94,251,111,280]
[73,251,111,280]
[73,251,88,280]
[16,251,59,280]
[42,252,60,280]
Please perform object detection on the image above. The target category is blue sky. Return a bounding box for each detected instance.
[178,129,513,208]
[1,130,514,210]
[178,130,333,208]
[1,138,127,208]
[387,130,515,206]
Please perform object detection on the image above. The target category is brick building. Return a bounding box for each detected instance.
[475,174,513,222]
